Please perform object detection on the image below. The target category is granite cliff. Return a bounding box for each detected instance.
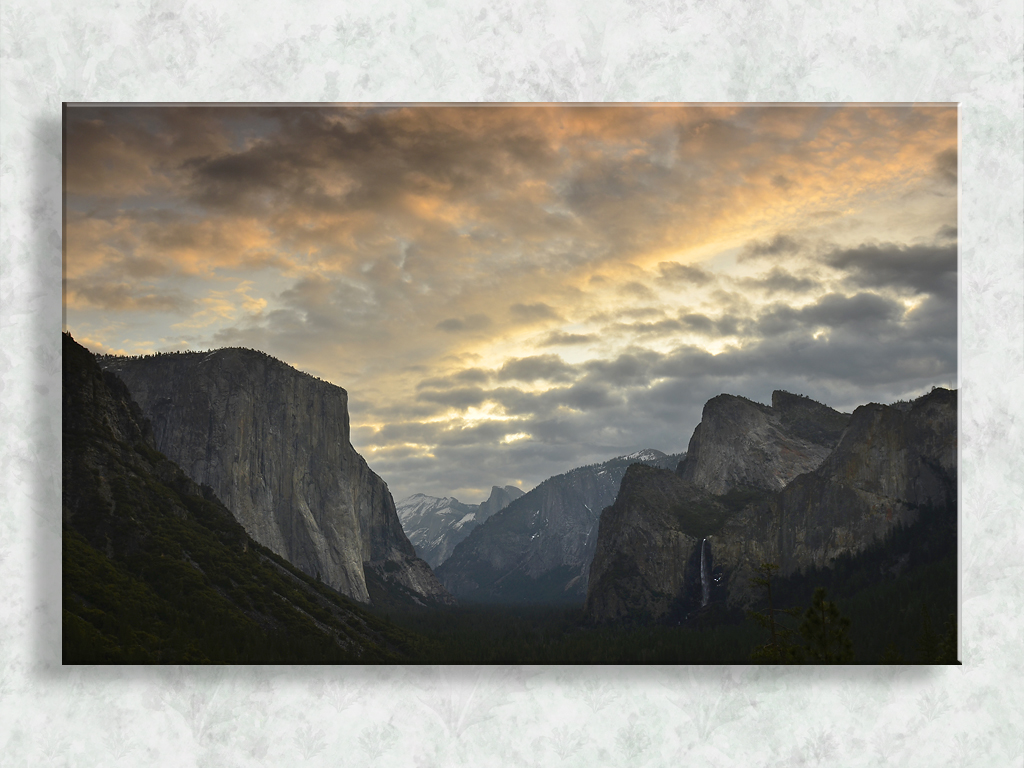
[585,389,956,622]
[63,333,423,662]
[397,485,525,569]
[99,348,452,606]
[677,390,850,494]
[436,450,684,604]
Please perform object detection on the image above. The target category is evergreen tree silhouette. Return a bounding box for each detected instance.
[748,563,801,662]
[797,587,854,663]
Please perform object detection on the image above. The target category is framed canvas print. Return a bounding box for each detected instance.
[62,103,958,664]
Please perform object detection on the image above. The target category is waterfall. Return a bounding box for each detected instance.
[700,538,710,607]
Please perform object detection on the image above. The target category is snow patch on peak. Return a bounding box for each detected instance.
[621,449,663,461]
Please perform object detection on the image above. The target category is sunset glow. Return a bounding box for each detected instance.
[64,105,957,502]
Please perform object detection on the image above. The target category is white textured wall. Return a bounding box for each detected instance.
[2,1,1022,766]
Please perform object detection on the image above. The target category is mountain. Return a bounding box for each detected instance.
[62,332,425,662]
[435,449,685,604]
[677,390,850,494]
[584,389,956,623]
[397,485,525,569]
[98,347,452,607]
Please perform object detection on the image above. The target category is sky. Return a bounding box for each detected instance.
[64,104,958,504]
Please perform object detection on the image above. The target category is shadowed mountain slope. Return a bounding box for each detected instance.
[436,450,684,604]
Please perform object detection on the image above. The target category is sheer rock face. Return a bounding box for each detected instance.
[678,391,850,494]
[585,389,956,622]
[100,349,452,606]
[774,388,957,579]
[397,486,525,570]
[435,450,684,604]
[583,467,706,622]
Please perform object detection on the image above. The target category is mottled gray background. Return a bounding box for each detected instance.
[2,1,1022,766]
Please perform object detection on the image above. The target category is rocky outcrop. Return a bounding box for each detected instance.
[397,485,524,569]
[435,450,684,604]
[585,389,956,622]
[773,387,956,577]
[479,485,526,520]
[99,348,452,606]
[678,391,849,494]
[583,465,773,621]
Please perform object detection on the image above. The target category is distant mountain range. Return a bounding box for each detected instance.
[433,449,684,604]
[397,485,525,569]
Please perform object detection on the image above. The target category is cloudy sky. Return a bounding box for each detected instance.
[64,104,957,503]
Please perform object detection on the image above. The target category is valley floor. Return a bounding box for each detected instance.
[368,549,957,664]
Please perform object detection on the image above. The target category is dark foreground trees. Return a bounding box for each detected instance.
[748,563,802,662]
[749,563,853,663]
[798,587,855,662]
[748,559,958,664]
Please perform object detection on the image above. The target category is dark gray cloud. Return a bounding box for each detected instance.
[934,148,957,184]
[274,276,390,338]
[182,107,559,218]
[498,354,575,383]
[581,351,659,388]
[510,302,561,323]
[754,292,903,338]
[737,267,820,295]
[551,381,624,411]
[901,290,957,343]
[619,318,686,336]
[538,331,595,346]
[436,318,467,332]
[436,314,492,333]
[658,261,714,285]
[678,312,742,337]
[373,283,956,499]
[426,420,520,448]
[620,281,655,299]
[416,386,490,409]
[740,233,804,261]
[69,280,188,312]
[616,307,665,320]
[417,367,493,390]
[826,242,957,297]
[651,316,953,391]
[800,292,903,328]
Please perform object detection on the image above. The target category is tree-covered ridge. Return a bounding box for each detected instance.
[96,345,331,385]
[742,496,958,664]
[63,332,425,663]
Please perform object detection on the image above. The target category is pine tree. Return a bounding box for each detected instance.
[798,587,855,663]
[917,609,958,663]
[748,563,801,662]
[915,605,938,662]
[935,614,958,663]
[881,642,905,663]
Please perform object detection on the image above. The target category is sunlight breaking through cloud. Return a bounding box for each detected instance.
[64,104,957,501]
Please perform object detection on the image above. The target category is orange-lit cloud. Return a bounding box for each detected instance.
[64,105,957,502]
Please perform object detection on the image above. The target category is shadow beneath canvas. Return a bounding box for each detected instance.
[27,112,65,678]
